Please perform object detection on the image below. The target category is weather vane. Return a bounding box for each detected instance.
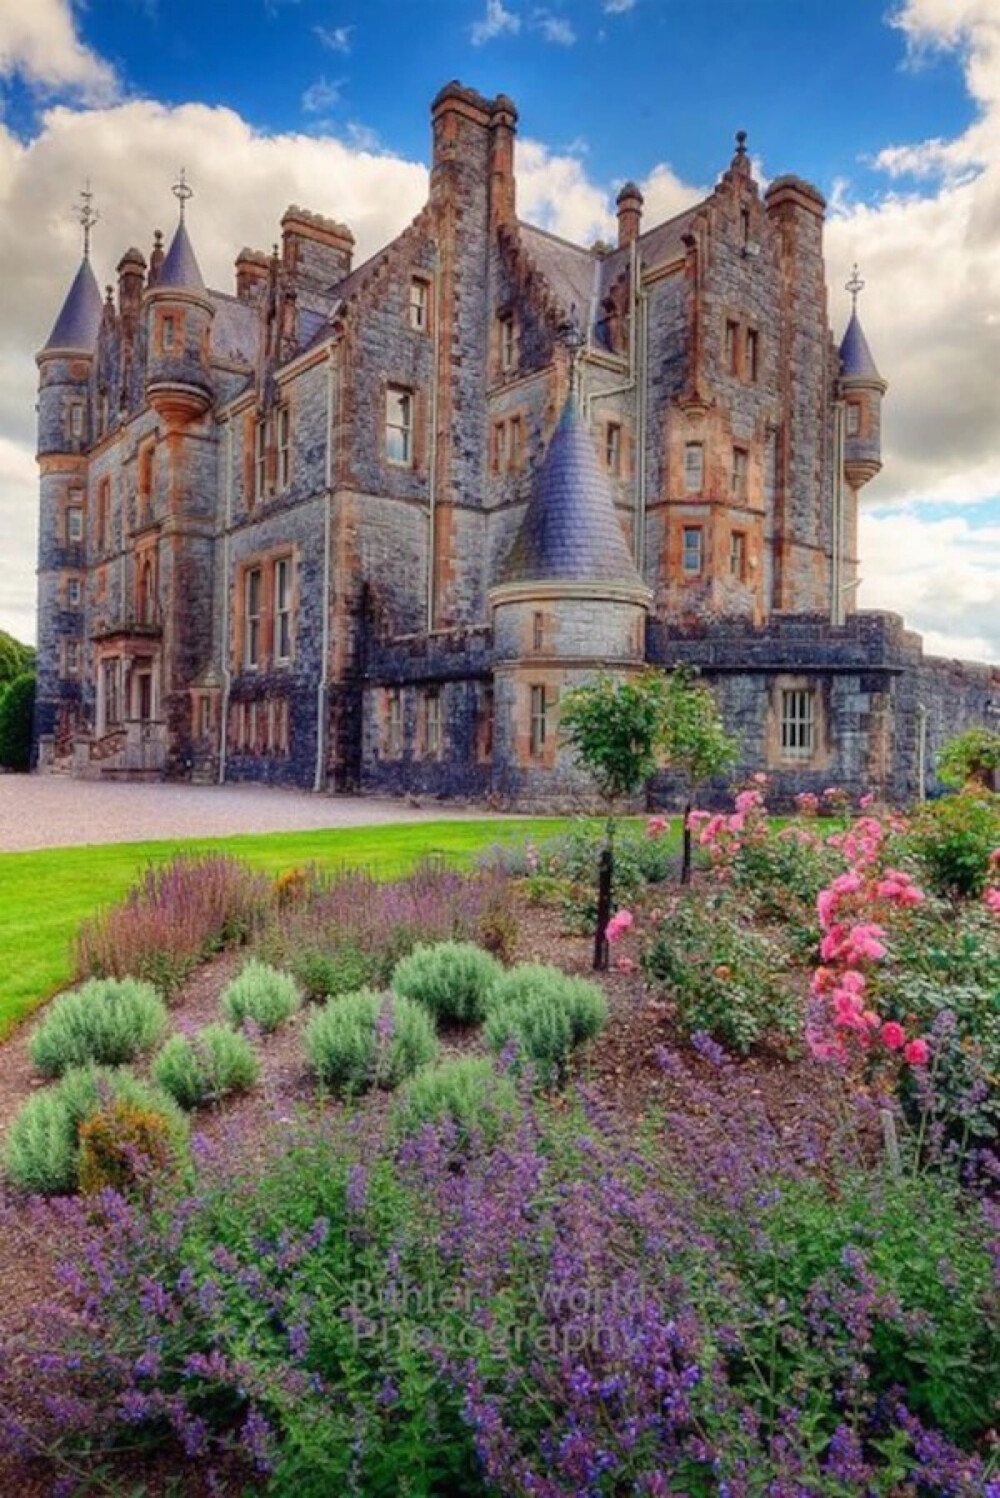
[76,181,99,261]
[846,263,865,313]
[172,167,194,223]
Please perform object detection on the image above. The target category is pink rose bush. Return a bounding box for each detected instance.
[604,908,634,944]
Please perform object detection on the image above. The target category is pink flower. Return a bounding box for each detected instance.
[859,792,875,808]
[752,772,768,785]
[985,887,1000,915]
[647,815,669,838]
[989,847,1000,868]
[615,955,636,973]
[698,815,725,846]
[839,970,866,995]
[604,909,634,944]
[904,1037,930,1066]
[727,813,746,834]
[734,789,763,816]
[881,1021,906,1051]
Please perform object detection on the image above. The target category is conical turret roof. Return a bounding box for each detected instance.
[840,310,881,380]
[157,220,205,291]
[499,392,646,589]
[42,257,103,352]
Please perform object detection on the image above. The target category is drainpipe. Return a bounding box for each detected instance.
[636,278,649,575]
[916,701,928,802]
[830,396,845,626]
[314,341,337,791]
[218,414,234,784]
[426,248,441,632]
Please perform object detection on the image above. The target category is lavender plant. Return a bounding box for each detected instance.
[390,941,502,1026]
[153,1025,260,1110]
[29,977,168,1078]
[220,960,300,1034]
[304,990,438,1095]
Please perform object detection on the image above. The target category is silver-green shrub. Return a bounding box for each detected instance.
[304,989,438,1095]
[484,963,608,1086]
[153,1025,260,1110]
[394,1056,519,1143]
[29,978,168,1079]
[390,941,502,1026]
[221,960,300,1033]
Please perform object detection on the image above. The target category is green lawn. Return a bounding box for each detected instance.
[0,818,571,1038]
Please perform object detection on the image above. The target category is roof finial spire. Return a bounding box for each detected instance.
[172,166,193,223]
[846,262,865,313]
[76,180,99,261]
[735,129,748,160]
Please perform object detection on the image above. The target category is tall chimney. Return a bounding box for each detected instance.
[488,93,518,230]
[616,182,644,248]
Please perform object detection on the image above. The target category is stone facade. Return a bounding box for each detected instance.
[33,82,1000,806]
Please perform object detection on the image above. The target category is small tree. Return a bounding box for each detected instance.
[0,672,35,772]
[936,727,1000,791]
[658,666,738,884]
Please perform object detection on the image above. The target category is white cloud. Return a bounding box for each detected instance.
[301,76,345,114]
[533,11,576,45]
[314,24,353,54]
[0,0,116,102]
[604,0,637,11]
[470,0,520,46]
[516,138,614,242]
[638,161,704,223]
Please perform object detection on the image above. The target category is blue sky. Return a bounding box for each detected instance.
[0,0,997,661]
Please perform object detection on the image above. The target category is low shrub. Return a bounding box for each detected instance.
[730,825,843,927]
[936,726,1000,789]
[293,946,378,1004]
[221,961,300,1033]
[641,892,799,1055]
[304,990,438,1095]
[391,941,502,1026]
[3,1066,188,1197]
[29,978,168,1079]
[0,671,35,770]
[394,1056,519,1144]
[77,854,272,996]
[536,822,675,934]
[484,962,607,1085]
[78,1098,183,1196]
[904,790,1000,899]
[152,1025,260,1110]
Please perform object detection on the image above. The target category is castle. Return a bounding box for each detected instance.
[33,82,999,806]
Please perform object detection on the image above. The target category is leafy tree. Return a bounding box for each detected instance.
[658,665,739,884]
[936,727,1000,791]
[0,672,36,771]
[0,630,34,693]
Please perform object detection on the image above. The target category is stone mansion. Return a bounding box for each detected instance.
[33,81,998,805]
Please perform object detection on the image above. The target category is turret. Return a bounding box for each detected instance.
[615,181,644,248]
[839,267,886,491]
[143,173,215,427]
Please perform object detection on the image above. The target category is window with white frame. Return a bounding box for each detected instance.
[386,688,402,757]
[729,530,747,581]
[162,314,176,351]
[274,556,292,663]
[386,386,414,466]
[424,688,442,758]
[278,406,291,490]
[409,278,429,332]
[780,688,816,761]
[66,640,80,676]
[254,417,267,501]
[684,442,704,494]
[67,505,83,544]
[70,403,84,440]
[244,567,263,669]
[732,446,748,500]
[67,577,82,607]
[498,312,515,374]
[682,525,703,575]
[606,422,622,476]
[529,684,548,759]
[510,415,523,469]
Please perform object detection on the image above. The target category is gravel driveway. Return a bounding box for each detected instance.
[0,776,496,852]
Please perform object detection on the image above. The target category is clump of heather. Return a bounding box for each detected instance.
[77,855,272,997]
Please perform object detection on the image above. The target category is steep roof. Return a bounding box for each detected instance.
[499,392,646,589]
[42,257,103,352]
[157,220,206,292]
[840,310,881,380]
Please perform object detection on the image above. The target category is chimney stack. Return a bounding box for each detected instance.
[616,182,644,248]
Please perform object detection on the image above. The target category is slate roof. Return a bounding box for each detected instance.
[43,257,103,351]
[499,392,646,589]
[840,311,881,380]
[158,220,206,291]
[210,291,259,366]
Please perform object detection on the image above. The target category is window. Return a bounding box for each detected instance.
[729,530,747,581]
[846,403,861,437]
[682,525,703,576]
[424,689,442,758]
[248,700,261,754]
[386,386,414,466]
[386,688,403,757]
[510,415,523,469]
[138,558,156,624]
[725,320,739,375]
[409,278,429,332]
[274,557,292,663]
[102,659,121,729]
[162,314,176,351]
[136,671,153,723]
[492,420,508,474]
[532,611,545,652]
[606,422,622,476]
[254,418,267,501]
[684,442,704,494]
[732,447,748,501]
[740,206,750,247]
[138,443,155,511]
[278,406,291,490]
[67,506,83,544]
[746,328,759,382]
[198,696,213,740]
[70,403,84,440]
[67,577,81,607]
[97,478,111,552]
[276,698,290,756]
[66,640,80,676]
[781,689,816,761]
[478,686,494,762]
[244,567,263,669]
[498,312,515,374]
[99,393,109,437]
[529,684,548,759]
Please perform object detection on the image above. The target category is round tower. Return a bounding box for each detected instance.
[489,390,651,808]
[143,173,215,427]
[839,265,886,491]
[34,211,104,760]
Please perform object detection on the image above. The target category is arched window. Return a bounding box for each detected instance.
[138,558,155,624]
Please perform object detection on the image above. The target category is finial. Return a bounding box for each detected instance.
[735,129,748,160]
[75,180,99,261]
[846,262,865,313]
[172,167,193,223]
[559,306,586,398]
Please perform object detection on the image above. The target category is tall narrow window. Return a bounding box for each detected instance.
[67,506,83,544]
[138,443,155,514]
[67,577,82,607]
[254,418,267,501]
[529,684,548,759]
[682,525,703,576]
[846,403,861,436]
[386,688,403,757]
[409,278,429,331]
[424,689,442,758]
[66,641,80,676]
[278,406,291,489]
[684,442,704,494]
[740,206,750,247]
[274,556,292,663]
[492,421,508,473]
[532,611,545,652]
[136,671,153,723]
[244,567,262,669]
[138,558,155,624]
[606,422,622,476]
[162,314,176,351]
[746,328,759,382]
[732,447,748,501]
[103,659,121,729]
[498,312,515,374]
[386,386,414,466]
[70,403,84,440]
[199,696,213,740]
[97,478,111,552]
[781,689,816,761]
[510,415,523,469]
[725,320,739,375]
[729,530,747,581]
